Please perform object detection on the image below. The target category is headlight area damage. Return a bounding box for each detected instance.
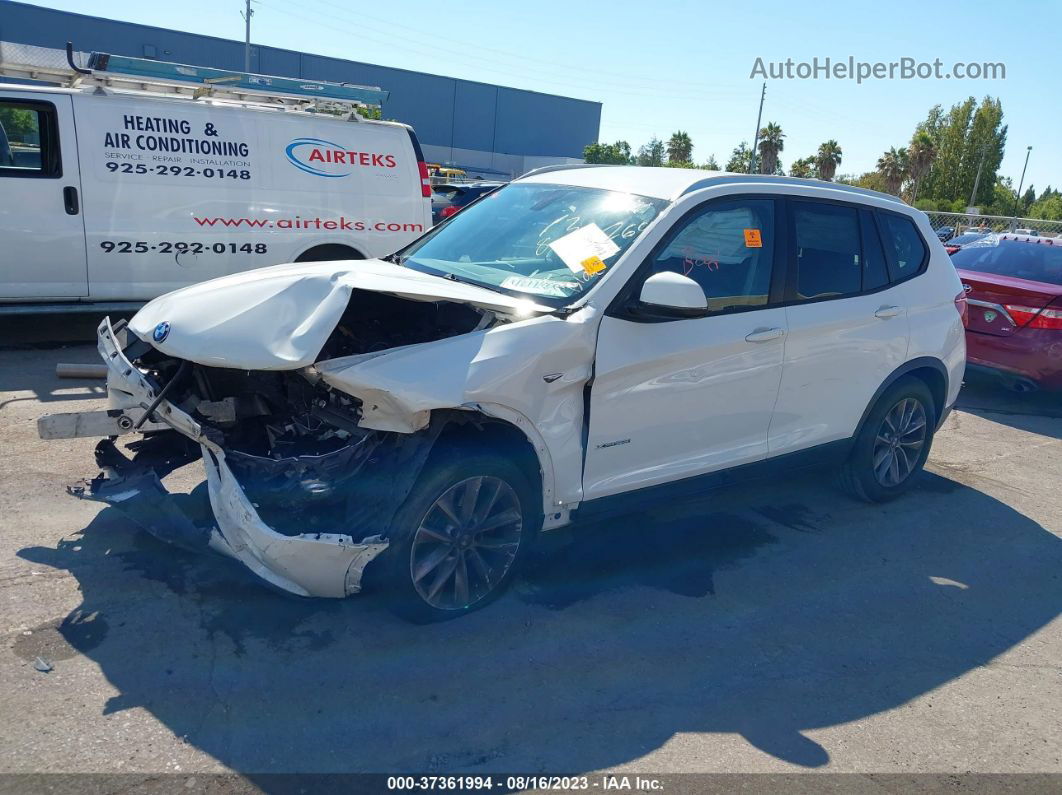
[63,288,503,598]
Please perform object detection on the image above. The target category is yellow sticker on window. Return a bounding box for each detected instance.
[744,229,762,248]
[581,255,607,275]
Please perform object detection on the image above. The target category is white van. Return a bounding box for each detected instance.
[0,63,431,305]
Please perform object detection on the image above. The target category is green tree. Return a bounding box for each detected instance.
[0,107,37,142]
[726,141,753,173]
[1021,185,1036,214]
[876,146,909,196]
[702,154,720,170]
[756,122,785,175]
[1030,195,1062,221]
[583,141,632,165]
[906,130,937,203]
[788,157,816,178]
[666,131,693,164]
[636,137,664,167]
[815,140,843,181]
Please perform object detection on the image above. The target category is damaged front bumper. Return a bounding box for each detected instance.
[63,318,389,598]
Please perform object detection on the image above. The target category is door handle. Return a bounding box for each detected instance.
[63,186,79,215]
[745,326,785,343]
[874,305,902,319]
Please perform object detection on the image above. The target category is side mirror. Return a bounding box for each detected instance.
[638,271,708,312]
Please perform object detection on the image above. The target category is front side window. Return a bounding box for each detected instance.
[399,183,668,306]
[0,100,59,177]
[878,212,928,282]
[792,202,862,300]
[648,198,776,313]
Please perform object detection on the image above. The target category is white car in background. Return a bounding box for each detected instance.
[40,166,967,621]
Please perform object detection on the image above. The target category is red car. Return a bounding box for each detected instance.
[952,234,1062,391]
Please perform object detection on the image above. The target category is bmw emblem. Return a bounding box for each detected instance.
[152,321,171,343]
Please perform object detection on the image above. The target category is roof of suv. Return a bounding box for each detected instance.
[518,164,908,206]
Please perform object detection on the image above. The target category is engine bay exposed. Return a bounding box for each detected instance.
[122,290,493,536]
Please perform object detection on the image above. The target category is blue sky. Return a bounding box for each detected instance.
[20,0,1062,192]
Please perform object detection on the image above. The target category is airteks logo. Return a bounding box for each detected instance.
[285,138,397,177]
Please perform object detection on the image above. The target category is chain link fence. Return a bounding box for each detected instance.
[922,211,1062,239]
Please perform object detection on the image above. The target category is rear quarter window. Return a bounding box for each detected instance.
[878,212,928,282]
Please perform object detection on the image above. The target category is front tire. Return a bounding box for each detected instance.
[383,452,540,622]
[840,377,936,503]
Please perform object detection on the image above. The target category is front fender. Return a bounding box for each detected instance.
[313,309,600,511]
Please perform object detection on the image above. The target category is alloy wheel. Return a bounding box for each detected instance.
[409,476,523,610]
[872,397,928,487]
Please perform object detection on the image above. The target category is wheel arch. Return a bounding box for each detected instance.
[854,357,950,439]
[293,243,368,262]
[428,406,555,521]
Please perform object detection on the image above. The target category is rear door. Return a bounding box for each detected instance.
[0,92,87,299]
[768,201,913,455]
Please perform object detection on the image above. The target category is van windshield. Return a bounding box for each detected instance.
[398,183,669,306]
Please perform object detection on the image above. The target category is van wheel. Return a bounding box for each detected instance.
[383,452,540,623]
[839,377,936,503]
[294,245,364,262]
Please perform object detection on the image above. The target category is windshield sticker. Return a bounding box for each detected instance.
[500,275,579,297]
[581,255,607,276]
[743,229,762,248]
[548,223,621,275]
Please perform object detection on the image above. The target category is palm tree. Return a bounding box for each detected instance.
[876,146,909,196]
[757,122,785,175]
[815,140,843,181]
[789,157,816,179]
[666,131,693,165]
[905,131,937,203]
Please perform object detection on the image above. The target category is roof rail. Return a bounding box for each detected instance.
[517,163,607,180]
[681,173,908,205]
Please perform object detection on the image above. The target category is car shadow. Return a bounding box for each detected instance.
[15,470,1062,776]
[956,374,1062,438]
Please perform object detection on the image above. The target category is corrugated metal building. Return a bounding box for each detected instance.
[0,0,600,179]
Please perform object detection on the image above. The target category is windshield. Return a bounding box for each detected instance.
[952,237,1062,286]
[398,183,669,305]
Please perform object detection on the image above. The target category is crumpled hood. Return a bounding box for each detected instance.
[128,259,548,370]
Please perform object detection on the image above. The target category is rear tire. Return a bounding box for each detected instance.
[839,377,936,503]
[383,451,541,623]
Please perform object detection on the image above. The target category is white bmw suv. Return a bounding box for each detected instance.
[43,166,967,621]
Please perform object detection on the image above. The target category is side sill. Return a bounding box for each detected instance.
[573,438,853,524]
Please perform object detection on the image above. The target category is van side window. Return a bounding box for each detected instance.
[0,100,61,178]
[878,212,928,283]
[650,199,775,314]
[791,201,862,300]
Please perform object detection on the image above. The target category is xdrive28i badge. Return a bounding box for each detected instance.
[152,322,171,343]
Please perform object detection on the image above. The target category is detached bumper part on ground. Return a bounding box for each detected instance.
[67,317,408,598]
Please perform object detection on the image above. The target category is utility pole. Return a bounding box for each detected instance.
[748,81,766,174]
[968,142,989,210]
[242,0,254,73]
[1012,145,1032,227]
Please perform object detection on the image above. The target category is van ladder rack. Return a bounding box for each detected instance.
[84,50,389,106]
[0,41,387,108]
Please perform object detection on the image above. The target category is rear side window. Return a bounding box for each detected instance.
[860,209,890,291]
[0,100,61,177]
[878,212,927,282]
[791,202,862,299]
[651,198,776,314]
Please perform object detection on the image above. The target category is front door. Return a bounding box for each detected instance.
[0,93,87,299]
[584,197,787,500]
